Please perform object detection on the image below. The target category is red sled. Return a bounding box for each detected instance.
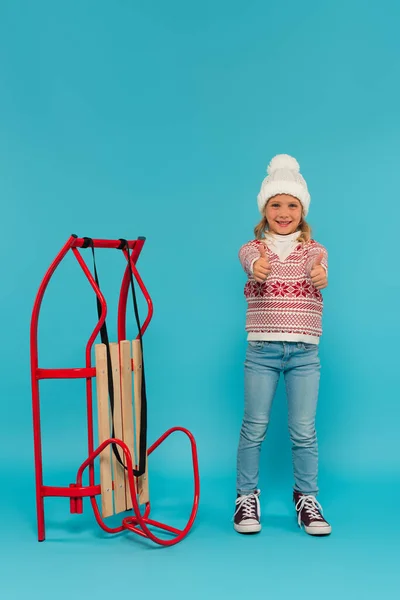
[30,235,200,546]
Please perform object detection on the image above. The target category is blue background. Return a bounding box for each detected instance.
[1,1,399,598]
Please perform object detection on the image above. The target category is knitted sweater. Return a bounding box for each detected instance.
[239,237,328,344]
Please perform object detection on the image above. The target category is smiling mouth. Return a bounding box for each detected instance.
[276,221,292,227]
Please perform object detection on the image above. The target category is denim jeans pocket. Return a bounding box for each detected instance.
[248,341,270,349]
[297,342,317,351]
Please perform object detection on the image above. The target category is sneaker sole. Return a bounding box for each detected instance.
[234,523,261,534]
[303,524,332,536]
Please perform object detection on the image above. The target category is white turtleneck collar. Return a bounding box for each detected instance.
[264,230,300,261]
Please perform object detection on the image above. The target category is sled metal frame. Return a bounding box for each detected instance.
[30,235,200,546]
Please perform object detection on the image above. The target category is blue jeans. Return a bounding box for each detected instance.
[236,341,321,496]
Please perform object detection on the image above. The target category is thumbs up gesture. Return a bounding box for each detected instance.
[310,253,328,290]
[253,244,272,283]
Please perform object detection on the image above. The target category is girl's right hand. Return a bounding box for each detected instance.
[253,244,271,282]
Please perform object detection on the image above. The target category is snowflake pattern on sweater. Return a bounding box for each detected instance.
[239,239,328,343]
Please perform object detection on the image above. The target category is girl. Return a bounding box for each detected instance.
[234,154,331,536]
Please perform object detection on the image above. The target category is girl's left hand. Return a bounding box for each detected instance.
[310,253,328,290]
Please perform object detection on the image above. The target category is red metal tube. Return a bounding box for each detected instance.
[76,435,199,546]
[30,234,77,541]
[71,238,140,250]
[147,426,200,539]
[42,485,101,497]
[71,247,109,488]
[90,498,127,535]
[117,247,153,341]
[36,368,96,380]
[76,438,152,537]
[140,519,182,536]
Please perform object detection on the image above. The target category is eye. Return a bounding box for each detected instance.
[271,203,280,208]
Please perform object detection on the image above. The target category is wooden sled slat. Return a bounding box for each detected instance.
[95,344,114,518]
[109,342,127,514]
[120,340,135,509]
[133,340,149,505]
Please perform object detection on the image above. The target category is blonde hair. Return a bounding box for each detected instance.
[254,212,312,243]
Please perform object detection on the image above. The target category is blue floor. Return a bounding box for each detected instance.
[3,469,399,599]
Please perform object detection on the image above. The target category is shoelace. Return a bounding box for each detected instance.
[234,492,260,520]
[295,495,324,526]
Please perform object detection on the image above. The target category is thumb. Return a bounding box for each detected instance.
[313,252,324,267]
[259,244,268,259]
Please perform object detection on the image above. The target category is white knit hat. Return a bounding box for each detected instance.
[257,154,311,216]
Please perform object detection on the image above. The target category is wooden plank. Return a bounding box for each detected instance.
[133,340,150,505]
[109,342,127,514]
[95,344,113,518]
[120,340,135,509]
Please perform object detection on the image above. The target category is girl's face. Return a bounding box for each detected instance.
[265,194,303,235]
